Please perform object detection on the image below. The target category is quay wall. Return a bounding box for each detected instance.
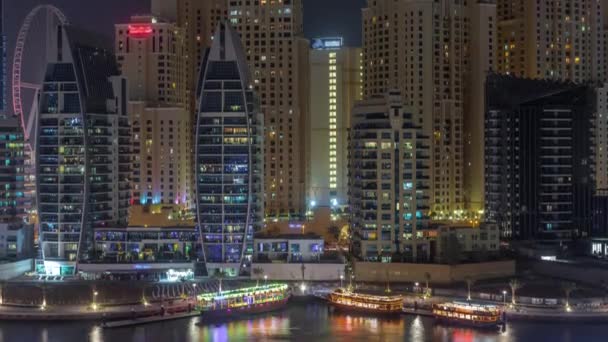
[353,260,516,284]
[250,263,345,281]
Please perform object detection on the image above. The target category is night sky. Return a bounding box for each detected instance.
[5,0,366,46]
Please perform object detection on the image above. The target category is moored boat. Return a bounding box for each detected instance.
[327,288,403,315]
[432,302,502,329]
[197,283,290,319]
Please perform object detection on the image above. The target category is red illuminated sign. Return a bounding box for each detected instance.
[128,24,153,39]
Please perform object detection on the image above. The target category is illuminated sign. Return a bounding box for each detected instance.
[129,24,153,39]
[312,37,343,50]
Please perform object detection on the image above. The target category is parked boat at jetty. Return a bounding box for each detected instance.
[327,288,403,315]
[197,284,290,319]
[432,302,503,328]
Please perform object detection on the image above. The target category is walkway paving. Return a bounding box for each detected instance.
[0,299,195,321]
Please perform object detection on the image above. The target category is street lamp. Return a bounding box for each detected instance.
[340,274,344,288]
[502,290,507,306]
[92,290,99,310]
[192,283,197,303]
[264,274,268,285]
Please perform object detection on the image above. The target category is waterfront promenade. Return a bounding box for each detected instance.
[2,279,608,322]
[0,299,196,321]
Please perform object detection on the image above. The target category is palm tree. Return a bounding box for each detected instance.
[424,272,431,297]
[253,267,264,287]
[562,282,577,308]
[213,269,227,293]
[465,276,476,301]
[509,279,522,305]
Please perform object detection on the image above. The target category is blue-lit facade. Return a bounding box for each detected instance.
[37,26,130,275]
[195,23,263,276]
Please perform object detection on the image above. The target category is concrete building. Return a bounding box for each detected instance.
[349,91,432,262]
[496,0,607,84]
[151,0,227,114]
[37,26,130,275]
[0,222,33,260]
[485,74,596,240]
[464,1,497,212]
[128,102,192,207]
[93,226,198,263]
[253,233,325,263]
[362,0,471,218]
[592,189,608,237]
[228,0,310,219]
[309,37,362,208]
[152,0,310,219]
[115,15,193,209]
[115,15,185,106]
[435,223,500,263]
[195,23,264,276]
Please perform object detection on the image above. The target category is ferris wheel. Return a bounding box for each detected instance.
[12,5,68,151]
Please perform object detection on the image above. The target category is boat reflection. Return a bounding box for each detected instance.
[198,314,293,340]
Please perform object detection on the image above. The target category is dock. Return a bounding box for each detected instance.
[103,311,200,328]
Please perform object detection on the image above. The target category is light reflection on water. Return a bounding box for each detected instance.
[1,302,608,342]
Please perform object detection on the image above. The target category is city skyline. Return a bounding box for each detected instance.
[2,1,608,340]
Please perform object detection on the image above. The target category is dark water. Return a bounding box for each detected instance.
[1,302,607,342]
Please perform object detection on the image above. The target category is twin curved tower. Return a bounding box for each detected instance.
[195,23,264,276]
[37,23,130,275]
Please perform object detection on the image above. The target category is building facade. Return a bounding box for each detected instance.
[115,15,185,106]
[195,23,263,276]
[363,0,473,218]
[496,0,607,84]
[435,223,500,263]
[485,74,596,240]
[0,118,26,223]
[151,0,227,114]
[597,84,608,190]
[464,1,497,212]
[128,102,192,207]
[37,26,130,274]
[115,15,193,209]
[309,37,362,208]
[228,0,309,219]
[350,91,432,262]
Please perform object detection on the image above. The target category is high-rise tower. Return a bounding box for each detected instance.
[496,0,606,83]
[309,38,362,208]
[362,0,468,218]
[195,23,263,276]
[115,15,193,208]
[37,26,130,275]
[228,0,309,219]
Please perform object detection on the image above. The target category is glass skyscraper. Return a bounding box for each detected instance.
[195,23,263,276]
[37,25,130,275]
